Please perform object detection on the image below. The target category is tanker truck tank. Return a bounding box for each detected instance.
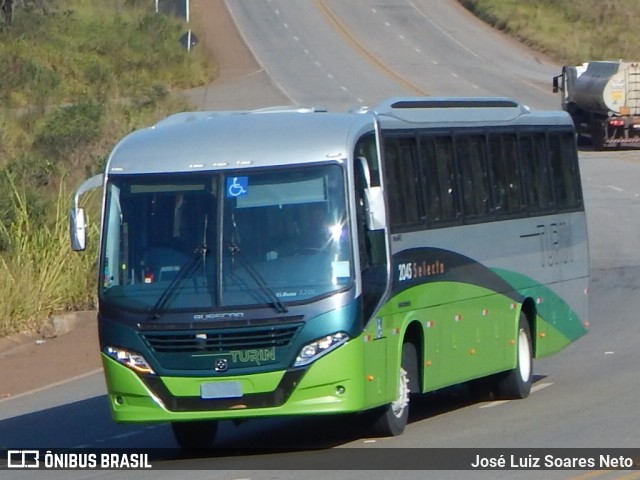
[553,61,640,149]
[572,61,640,116]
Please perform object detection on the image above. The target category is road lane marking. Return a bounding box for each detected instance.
[531,382,553,393]
[407,0,480,58]
[479,382,553,408]
[0,368,103,403]
[479,400,509,408]
[314,0,428,95]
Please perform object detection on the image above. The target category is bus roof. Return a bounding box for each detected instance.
[105,97,573,175]
[372,96,574,128]
[106,108,374,175]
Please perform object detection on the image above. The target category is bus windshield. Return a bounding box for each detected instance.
[100,164,352,313]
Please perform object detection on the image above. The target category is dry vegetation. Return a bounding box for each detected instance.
[457,0,640,64]
[1,0,636,336]
[0,0,214,336]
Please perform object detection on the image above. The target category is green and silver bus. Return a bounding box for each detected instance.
[70,97,589,447]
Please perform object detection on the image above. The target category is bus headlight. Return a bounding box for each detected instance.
[293,332,349,367]
[105,346,155,374]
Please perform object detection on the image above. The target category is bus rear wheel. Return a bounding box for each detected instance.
[171,420,218,449]
[371,342,416,437]
[496,313,533,399]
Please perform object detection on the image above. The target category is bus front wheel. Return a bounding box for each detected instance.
[371,342,417,437]
[496,314,533,399]
[171,420,218,449]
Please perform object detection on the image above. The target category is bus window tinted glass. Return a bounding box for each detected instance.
[488,134,522,215]
[420,135,458,224]
[549,133,582,209]
[520,134,552,212]
[455,135,489,219]
[383,136,421,230]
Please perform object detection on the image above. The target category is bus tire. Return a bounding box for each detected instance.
[496,313,533,400]
[371,342,416,437]
[171,420,218,449]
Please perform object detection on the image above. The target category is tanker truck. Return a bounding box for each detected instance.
[552,61,640,149]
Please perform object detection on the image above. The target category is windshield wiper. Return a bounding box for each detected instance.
[228,243,288,314]
[148,245,208,320]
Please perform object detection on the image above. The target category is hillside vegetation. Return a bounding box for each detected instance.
[1,1,637,337]
[0,0,214,336]
[458,0,640,64]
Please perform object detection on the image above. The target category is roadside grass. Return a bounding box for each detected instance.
[0,0,215,336]
[0,174,99,335]
[1,0,213,110]
[2,1,635,336]
[457,0,640,64]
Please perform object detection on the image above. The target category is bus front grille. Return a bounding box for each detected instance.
[140,324,302,353]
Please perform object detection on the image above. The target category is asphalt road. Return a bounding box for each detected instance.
[1,1,639,479]
[225,0,559,110]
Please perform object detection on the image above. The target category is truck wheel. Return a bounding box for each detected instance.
[496,314,532,400]
[371,342,416,437]
[171,420,218,449]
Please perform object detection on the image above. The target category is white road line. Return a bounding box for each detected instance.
[0,368,103,403]
[479,382,553,409]
[531,382,553,393]
[480,400,510,409]
[407,0,480,58]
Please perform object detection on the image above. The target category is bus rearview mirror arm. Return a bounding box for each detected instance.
[69,174,104,252]
[364,186,386,230]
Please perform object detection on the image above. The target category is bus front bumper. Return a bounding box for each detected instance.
[102,338,370,423]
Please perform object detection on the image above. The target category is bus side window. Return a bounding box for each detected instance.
[548,133,582,210]
[488,133,522,215]
[420,135,459,226]
[520,133,552,212]
[455,135,489,221]
[383,135,422,231]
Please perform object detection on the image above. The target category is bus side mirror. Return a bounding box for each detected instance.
[69,173,104,252]
[70,207,87,251]
[365,186,386,231]
[357,156,386,231]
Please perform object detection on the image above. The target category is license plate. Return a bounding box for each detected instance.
[632,125,640,129]
[200,381,243,399]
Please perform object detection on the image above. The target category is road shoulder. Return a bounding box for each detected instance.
[0,313,101,400]
[184,0,290,110]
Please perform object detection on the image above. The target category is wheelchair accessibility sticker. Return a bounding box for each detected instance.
[226,176,248,198]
